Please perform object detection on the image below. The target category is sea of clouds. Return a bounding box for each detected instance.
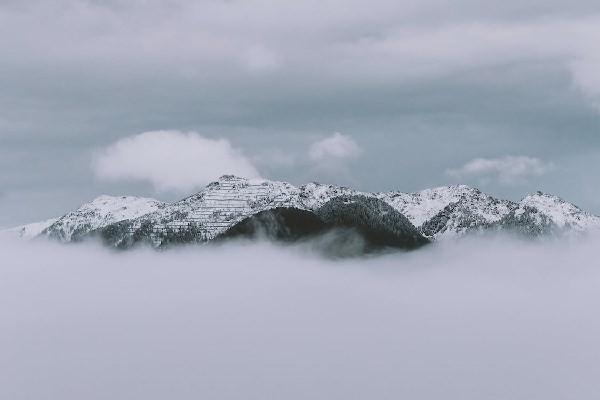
[1,234,599,399]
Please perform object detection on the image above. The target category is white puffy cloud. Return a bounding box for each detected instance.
[309,132,362,162]
[92,130,260,192]
[446,156,553,185]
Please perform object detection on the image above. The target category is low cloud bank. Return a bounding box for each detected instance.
[1,235,600,400]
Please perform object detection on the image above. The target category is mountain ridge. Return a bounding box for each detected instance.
[4,175,600,247]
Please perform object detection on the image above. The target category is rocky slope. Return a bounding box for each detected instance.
[2,218,58,239]
[42,195,167,242]
[216,196,428,256]
[419,187,514,239]
[493,192,600,237]
[7,175,600,247]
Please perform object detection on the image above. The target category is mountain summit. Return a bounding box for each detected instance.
[5,175,599,250]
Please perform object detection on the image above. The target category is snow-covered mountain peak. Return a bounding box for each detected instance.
[211,174,274,186]
[521,191,569,207]
[42,195,167,242]
[415,185,515,239]
[88,194,154,206]
[298,182,360,209]
[517,192,600,231]
[1,218,59,240]
[9,176,600,245]
[78,195,166,218]
[430,184,487,200]
[377,184,485,228]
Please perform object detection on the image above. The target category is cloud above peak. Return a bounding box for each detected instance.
[446,156,554,185]
[309,132,362,162]
[92,131,260,192]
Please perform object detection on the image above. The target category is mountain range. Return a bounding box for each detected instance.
[5,175,600,252]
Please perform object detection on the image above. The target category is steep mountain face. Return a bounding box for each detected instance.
[2,218,58,239]
[315,195,429,250]
[97,176,304,248]
[216,197,428,256]
[519,192,600,231]
[298,182,361,209]
[494,192,600,237]
[96,176,365,248]
[377,185,478,228]
[419,188,515,239]
[41,195,167,242]
[493,205,558,237]
[11,175,600,248]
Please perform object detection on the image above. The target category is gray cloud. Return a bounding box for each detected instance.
[1,0,600,225]
[2,2,599,91]
[309,132,362,162]
[446,156,554,185]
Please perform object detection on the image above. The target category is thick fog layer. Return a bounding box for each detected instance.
[1,236,599,400]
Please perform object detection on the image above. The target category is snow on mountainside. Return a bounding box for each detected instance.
[1,218,58,239]
[493,191,600,237]
[99,176,360,246]
[10,175,600,246]
[378,185,489,227]
[298,182,361,209]
[150,176,304,234]
[418,187,515,239]
[519,192,600,231]
[42,195,167,242]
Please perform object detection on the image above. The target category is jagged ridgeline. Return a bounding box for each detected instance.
[101,196,429,252]
[7,176,600,251]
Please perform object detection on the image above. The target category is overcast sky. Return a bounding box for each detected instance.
[1,0,600,226]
